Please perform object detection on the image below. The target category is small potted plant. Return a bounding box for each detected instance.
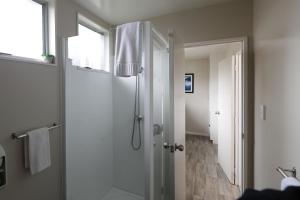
[42,53,55,64]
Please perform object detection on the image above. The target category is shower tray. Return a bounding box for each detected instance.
[102,188,144,200]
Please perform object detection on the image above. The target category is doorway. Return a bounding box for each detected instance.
[184,40,245,200]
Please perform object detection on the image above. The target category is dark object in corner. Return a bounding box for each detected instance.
[239,187,300,200]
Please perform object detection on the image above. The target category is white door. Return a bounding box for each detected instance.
[217,57,235,183]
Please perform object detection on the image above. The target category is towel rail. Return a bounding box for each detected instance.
[277,167,297,178]
[11,123,61,140]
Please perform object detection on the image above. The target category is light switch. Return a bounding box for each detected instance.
[260,105,266,120]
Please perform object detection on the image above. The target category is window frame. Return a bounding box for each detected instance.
[79,21,105,37]
[67,15,110,72]
[33,0,50,55]
[0,0,50,60]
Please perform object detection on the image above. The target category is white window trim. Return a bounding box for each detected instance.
[74,13,110,72]
[33,0,50,54]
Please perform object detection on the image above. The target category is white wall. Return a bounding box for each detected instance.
[185,59,210,136]
[65,63,114,200]
[113,76,145,196]
[254,0,300,189]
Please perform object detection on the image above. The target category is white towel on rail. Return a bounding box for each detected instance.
[24,127,51,175]
[114,21,142,77]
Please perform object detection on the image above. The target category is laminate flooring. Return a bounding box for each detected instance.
[186,135,240,200]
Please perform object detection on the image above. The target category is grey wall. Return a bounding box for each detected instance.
[185,59,210,135]
[150,0,253,44]
[0,59,61,200]
[65,63,114,200]
[254,0,300,189]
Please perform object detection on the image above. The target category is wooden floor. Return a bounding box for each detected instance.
[186,135,240,200]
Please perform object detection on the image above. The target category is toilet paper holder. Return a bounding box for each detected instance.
[0,145,7,189]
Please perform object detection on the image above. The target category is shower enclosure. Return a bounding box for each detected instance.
[64,22,173,200]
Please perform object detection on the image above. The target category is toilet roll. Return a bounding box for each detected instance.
[281,177,300,190]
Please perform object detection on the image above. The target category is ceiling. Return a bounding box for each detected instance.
[185,42,241,60]
[72,0,234,25]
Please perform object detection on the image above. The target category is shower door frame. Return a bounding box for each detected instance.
[143,21,153,200]
[144,22,174,200]
[59,21,173,200]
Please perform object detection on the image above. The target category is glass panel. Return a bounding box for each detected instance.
[152,37,170,200]
[68,24,106,71]
[0,0,43,59]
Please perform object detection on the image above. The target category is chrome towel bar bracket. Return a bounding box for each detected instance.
[277,167,297,178]
[11,123,61,140]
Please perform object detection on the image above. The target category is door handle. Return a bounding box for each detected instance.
[174,143,184,152]
[163,142,184,153]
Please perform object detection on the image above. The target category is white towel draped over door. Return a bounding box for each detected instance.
[114,21,142,77]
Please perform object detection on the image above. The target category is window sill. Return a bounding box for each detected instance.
[75,66,111,74]
[0,54,57,67]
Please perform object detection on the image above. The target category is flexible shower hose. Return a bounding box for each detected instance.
[131,74,142,151]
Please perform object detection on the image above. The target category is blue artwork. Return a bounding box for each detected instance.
[185,73,194,93]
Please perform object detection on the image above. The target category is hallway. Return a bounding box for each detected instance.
[186,135,240,200]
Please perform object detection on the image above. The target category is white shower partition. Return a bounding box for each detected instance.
[65,60,114,200]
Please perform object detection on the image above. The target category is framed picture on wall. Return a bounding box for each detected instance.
[185,73,194,93]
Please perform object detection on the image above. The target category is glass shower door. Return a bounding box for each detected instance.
[152,30,171,200]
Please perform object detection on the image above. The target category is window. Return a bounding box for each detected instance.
[68,24,108,71]
[0,0,49,60]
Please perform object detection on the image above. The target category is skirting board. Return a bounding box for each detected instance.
[186,131,210,137]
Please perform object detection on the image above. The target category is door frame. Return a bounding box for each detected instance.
[184,37,249,191]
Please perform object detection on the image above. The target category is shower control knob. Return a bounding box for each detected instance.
[174,143,184,152]
[136,115,144,121]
